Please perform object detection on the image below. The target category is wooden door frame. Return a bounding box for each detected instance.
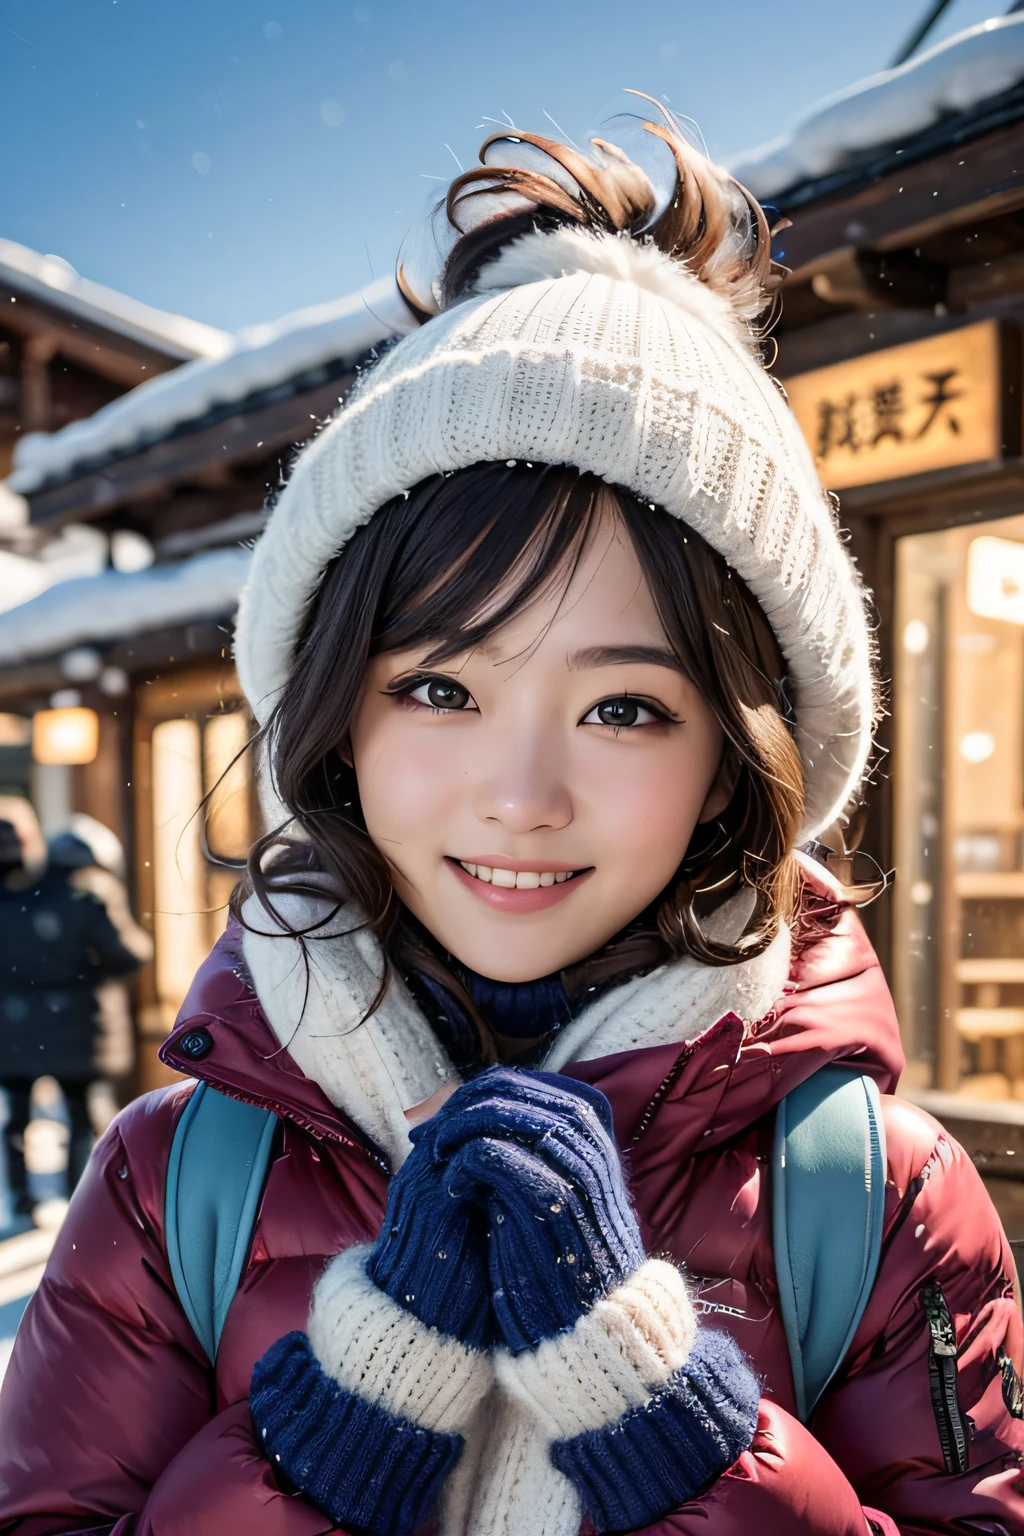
[131,660,246,1091]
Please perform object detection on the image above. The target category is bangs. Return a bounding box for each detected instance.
[368,463,609,663]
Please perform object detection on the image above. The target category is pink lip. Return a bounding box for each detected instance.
[446,857,594,914]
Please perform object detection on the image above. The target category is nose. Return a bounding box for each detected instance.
[471,720,573,834]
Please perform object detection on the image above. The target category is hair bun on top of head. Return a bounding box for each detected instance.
[236,94,876,842]
[396,91,787,346]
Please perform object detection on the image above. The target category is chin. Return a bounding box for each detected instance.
[464,958,562,983]
[447,934,602,983]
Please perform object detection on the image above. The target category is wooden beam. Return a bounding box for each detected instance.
[0,286,179,387]
[831,457,1024,523]
[779,120,1024,278]
[106,620,232,675]
[0,618,233,705]
[0,660,65,703]
[26,370,356,526]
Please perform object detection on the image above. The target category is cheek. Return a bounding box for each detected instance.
[581,731,721,870]
[350,713,463,848]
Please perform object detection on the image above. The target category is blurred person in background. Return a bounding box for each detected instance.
[0,797,151,1221]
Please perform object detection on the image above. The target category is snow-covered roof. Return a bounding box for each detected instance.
[730,13,1024,201]
[0,524,107,619]
[15,17,1022,500]
[0,546,251,665]
[9,276,416,498]
[0,238,232,363]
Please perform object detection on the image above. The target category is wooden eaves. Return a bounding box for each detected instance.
[22,366,358,531]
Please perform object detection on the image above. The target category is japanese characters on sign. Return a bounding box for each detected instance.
[785,320,1002,490]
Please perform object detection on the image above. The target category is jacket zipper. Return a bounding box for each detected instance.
[629,1046,693,1147]
[921,1280,969,1473]
[998,1347,1024,1419]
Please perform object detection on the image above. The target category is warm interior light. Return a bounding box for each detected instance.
[32,707,99,766]
[960,730,996,764]
[903,619,929,655]
[151,718,208,1024]
[203,711,252,860]
[966,535,1024,624]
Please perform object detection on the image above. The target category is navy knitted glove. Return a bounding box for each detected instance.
[250,1109,495,1536]
[416,1067,645,1352]
[441,1067,761,1533]
[365,1092,499,1348]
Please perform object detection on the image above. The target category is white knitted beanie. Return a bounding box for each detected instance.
[235,138,875,841]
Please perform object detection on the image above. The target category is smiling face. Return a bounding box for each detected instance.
[348,508,728,982]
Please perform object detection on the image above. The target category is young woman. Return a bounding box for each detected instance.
[1,106,1021,1536]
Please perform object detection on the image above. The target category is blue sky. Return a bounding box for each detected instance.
[0,0,1007,331]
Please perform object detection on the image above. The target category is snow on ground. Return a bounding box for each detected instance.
[0,238,231,364]
[9,275,415,497]
[0,545,251,663]
[730,13,1024,201]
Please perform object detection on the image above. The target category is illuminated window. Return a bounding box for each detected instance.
[151,719,208,1027]
[143,699,258,1041]
[893,515,1024,1102]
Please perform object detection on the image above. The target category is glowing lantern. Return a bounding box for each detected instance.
[32,708,99,766]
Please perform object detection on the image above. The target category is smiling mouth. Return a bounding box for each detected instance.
[454,860,590,890]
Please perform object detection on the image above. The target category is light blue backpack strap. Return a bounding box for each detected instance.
[772,1066,887,1421]
[165,1081,278,1362]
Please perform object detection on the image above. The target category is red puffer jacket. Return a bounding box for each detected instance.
[1,895,1022,1536]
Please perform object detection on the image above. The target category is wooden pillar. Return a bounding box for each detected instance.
[73,712,126,847]
[20,334,58,433]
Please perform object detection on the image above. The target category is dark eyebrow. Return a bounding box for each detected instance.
[566,645,683,672]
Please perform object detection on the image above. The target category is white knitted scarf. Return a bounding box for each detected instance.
[241,889,790,1535]
[241,883,790,1169]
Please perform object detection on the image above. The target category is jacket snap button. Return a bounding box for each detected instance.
[179,1027,213,1061]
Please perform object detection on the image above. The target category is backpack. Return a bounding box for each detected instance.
[164,1064,886,1423]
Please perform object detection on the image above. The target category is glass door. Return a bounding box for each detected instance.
[893,514,1024,1101]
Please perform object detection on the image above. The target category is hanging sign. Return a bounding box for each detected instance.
[785,319,1003,489]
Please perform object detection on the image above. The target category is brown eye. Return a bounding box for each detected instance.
[596,699,639,727]
[409,678,473,710]
[582,697,665,728]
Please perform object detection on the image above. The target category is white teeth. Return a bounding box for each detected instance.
[458,862,578,886]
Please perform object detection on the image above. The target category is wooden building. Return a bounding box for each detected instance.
[0,236,230,478]
[0,274,409,1090]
